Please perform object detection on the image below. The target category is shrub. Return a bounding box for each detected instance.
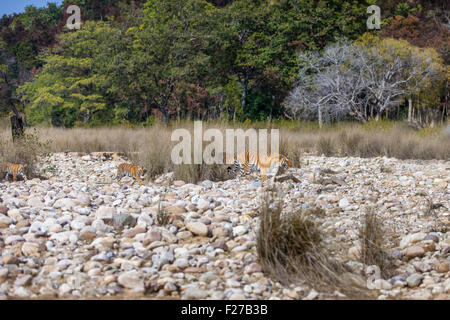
[156,196,170,226]
[0,127,50,180]
[316,136,335,156]
[359,210,395,278]
[173,163,230,184]
[256,192,347,292]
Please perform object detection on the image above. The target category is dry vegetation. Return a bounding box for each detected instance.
[359,209,395,279]
[0,122,49,179]
[1,119,449,183]
[255,191,372,298]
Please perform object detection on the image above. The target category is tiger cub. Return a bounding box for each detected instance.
[116,163,147,186]
[227,150,291,181]
[1,163,27,182]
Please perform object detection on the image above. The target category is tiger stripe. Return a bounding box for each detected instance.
[116,163,146,186]
[227,150,292,181]
[1,163,27,182]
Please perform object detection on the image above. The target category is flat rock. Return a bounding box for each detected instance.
[400,233,427,249]
[117,271,145,292]
[183,287,208,299]
[186,222,208,237]
[95,206,116,220]
[404,246,425,260]
[406,274,423,288]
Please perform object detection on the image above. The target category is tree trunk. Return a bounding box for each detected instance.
[10,114,24,142]
[442,102,447,123]
[159,82,174,126]
[240,71,249,116]
[83,110,90,125]
[161,105,169,125]
[407,97,413,123]
[318,105,323,128]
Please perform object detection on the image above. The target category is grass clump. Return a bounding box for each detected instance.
[173,163,230,184]
[316,136,335,156]
[256,192,348,293]
[0,128,50,180]
[156,195,170,226]
[359,210,395,279]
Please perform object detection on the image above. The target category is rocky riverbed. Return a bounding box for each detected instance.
[0,152,449,300]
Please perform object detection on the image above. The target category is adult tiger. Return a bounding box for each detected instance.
[116,163,147,186]
[1,163,27,182]
[227,150,291,181]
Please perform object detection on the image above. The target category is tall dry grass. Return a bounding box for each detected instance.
[256,190,371,298]
[359,209,395,279]
[0,125,50,179]
[281,122,450,160]
[1,119,449,182]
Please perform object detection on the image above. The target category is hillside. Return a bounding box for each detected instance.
[0,0,448,126]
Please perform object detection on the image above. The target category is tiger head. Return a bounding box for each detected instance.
[19,164,27,172]
[280,155,292,169]
[138,166,147,179]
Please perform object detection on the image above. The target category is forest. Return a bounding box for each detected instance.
[0,0,448,127]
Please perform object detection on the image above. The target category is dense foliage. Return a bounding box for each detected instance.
[1,0,448,127]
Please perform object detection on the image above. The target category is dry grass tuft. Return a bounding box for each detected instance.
[359,210,395,279]
[0,127,50,180]
[1,120,448,184]
[173,163,230,184]
[256,192,351,294]
[316,136,336,156]
[156,195,170,226]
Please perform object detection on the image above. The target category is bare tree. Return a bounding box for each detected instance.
[284,38,446,124]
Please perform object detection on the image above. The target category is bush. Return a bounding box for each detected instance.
[256,192,347,292]
[173,163,230,184]
[359,210,395,278]
[316,136,335,156]
[0,127,50,180]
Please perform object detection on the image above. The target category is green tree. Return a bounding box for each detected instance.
[220,0,374,120]
[17,21,124,127]
[126,0,219,124]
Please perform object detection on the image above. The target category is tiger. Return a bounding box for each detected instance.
[1,163,27,182]
[227,150,292,181]
[116,163,147,186]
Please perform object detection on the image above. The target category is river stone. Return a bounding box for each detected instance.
[183,287,208,299]
[406,274,423,288]
[186,222,208,237]
[400,232,427,249]
[117,271,145,293]
[21,242,41,257]
[0,214,13,228]
[53,198,76,210]
[95,206,116,221]
[404,246,425,260]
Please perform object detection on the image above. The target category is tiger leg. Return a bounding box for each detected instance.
[273,164,280,180]
[20,172,27,181]
[260,167,267,181]
[13,171,17,182]
[243,164,251,181]
[232,161,240,176]
[135,176,144,186]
